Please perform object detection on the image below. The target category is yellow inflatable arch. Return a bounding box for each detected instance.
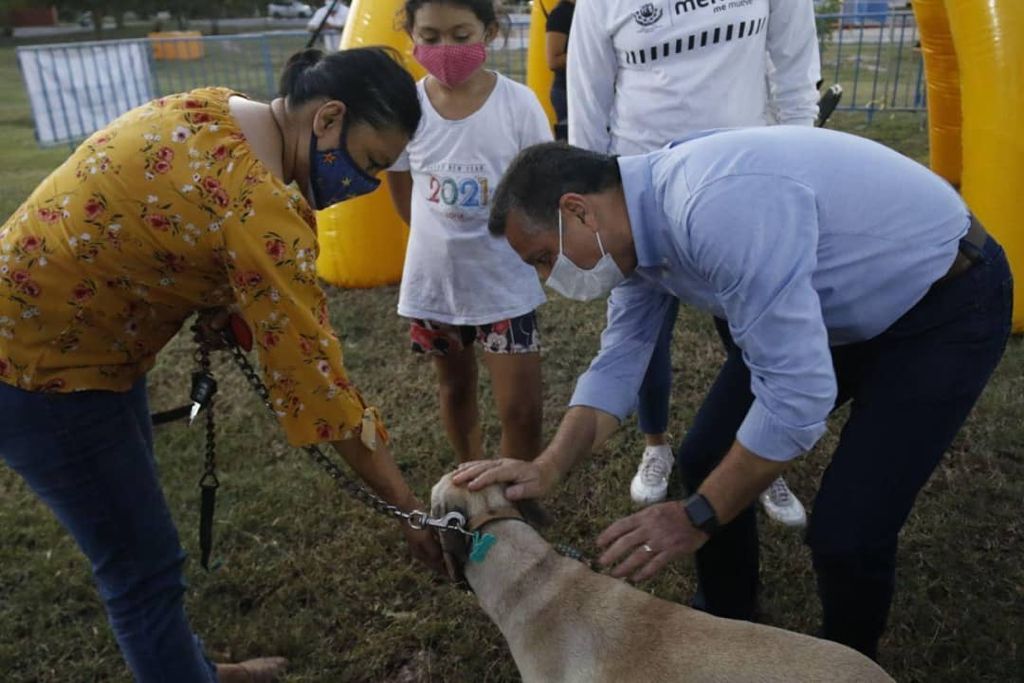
[914,0,1023,332]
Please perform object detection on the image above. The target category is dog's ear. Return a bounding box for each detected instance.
[429,480,447,518]
[514,498,552,529]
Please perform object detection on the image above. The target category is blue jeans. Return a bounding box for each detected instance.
[0,379,217,682]
[549,84,567,124]
[676,233,1014,659]
[637,299,680,435]
[550,84,568,141]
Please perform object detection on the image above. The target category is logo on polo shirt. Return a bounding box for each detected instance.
[633,3,664,27]
[674,0,725,14]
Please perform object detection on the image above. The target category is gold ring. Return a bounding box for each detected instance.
[641,543,654,553]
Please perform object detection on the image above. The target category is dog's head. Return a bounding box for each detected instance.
[430,471,550,530]
[430,471,550,587]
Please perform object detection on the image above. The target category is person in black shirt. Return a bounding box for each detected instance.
[545,0,575,140]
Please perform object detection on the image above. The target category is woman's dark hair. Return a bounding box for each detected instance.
[278,47,421,136]
[489,143,622,236]
[401,0,500,33]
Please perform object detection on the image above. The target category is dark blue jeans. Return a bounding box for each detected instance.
[676,235,1013,659]
[638,299,680,435]
[550,84,567,124]
[550,84,568,141]
[0,379,217,682]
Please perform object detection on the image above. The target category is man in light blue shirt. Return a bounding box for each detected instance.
[454,127,1013,658]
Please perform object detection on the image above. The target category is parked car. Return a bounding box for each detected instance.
[268,2,313,19]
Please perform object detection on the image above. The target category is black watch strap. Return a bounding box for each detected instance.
[683,493,720,535]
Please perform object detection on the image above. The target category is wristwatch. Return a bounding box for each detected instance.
[683,493,720,535]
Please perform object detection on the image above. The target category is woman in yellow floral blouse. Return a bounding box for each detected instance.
[0,47,441,682]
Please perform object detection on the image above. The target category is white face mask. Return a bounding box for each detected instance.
[545,210,626,301]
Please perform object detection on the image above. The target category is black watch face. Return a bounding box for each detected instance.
[686,495,717,532]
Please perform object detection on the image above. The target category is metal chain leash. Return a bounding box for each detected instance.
[222,339,471,536]
[196,344,219,492]
[191,343,223,570]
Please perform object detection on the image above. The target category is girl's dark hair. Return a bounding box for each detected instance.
[278,47,421,136]
[401,0,500,32]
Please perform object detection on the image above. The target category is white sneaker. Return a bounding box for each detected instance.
[630,445,674,506]
[759,476,807,527]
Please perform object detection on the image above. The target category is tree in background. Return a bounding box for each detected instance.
[48,0,261,35]
[2,0,57,36]
[0,0,24,37]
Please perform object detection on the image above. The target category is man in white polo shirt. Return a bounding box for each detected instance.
[567,0,821,525]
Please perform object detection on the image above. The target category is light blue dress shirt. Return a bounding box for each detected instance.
[570,126,970,461]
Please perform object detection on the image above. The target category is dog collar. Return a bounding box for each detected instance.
[439,506,527,589]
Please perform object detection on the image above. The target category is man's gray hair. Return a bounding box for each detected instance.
[488,142,622,237]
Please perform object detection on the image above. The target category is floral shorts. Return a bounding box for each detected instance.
[409,311,540,356]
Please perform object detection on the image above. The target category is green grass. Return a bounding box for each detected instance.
[1,44,1022,683]
[0,49,70,218]
[819,34,925,112]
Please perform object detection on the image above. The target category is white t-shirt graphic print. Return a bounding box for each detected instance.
[568,0,820,155]
[393,74,551,325]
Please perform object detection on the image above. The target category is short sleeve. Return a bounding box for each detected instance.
[388,148,410,173]
[516,85,555,147]
[218,177,387,448]
[546,3,573,34]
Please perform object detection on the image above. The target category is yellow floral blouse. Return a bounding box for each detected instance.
[0,87,385,448]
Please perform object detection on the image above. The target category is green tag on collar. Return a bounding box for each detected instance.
[469,531,497,563]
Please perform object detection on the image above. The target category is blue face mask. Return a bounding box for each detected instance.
[308,125,381,209]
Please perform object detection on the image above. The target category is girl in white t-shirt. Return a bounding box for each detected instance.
[388,0,552,463]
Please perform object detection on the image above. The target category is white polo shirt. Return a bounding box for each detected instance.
[568,0,821,155]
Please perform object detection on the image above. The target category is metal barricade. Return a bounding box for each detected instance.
[16,12,924,147]
[17,37,156,147]
[817,10,926,117]
[144,30,310,100]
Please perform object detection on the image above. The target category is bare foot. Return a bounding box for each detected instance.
[216,657,288,683]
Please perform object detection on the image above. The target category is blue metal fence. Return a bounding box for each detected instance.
[818,10,925,115]
[16,10,924,147]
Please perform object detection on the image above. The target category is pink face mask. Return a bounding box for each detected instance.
[413,42,488,88]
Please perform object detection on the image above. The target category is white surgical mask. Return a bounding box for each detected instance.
[545,210,625,301]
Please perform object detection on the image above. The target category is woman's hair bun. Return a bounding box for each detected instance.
[276,46,422,138]
[287,48,325,70]
[279,49,325,98]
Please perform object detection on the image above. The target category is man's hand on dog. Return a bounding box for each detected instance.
[452,458,560,500]
[452,459,709,582]
[596,502,709,582]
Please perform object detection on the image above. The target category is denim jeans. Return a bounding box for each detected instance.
[676,235,1013,659]
[549,84,567,124]
[550,85,568,141]
[0,379,217,682]
[637,298,680,435]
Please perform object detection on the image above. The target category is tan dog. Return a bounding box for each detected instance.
[431,473,894,683]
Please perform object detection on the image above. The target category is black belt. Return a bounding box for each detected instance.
[935,215,988,286]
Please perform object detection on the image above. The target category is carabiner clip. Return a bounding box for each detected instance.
[430,511,469,533]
